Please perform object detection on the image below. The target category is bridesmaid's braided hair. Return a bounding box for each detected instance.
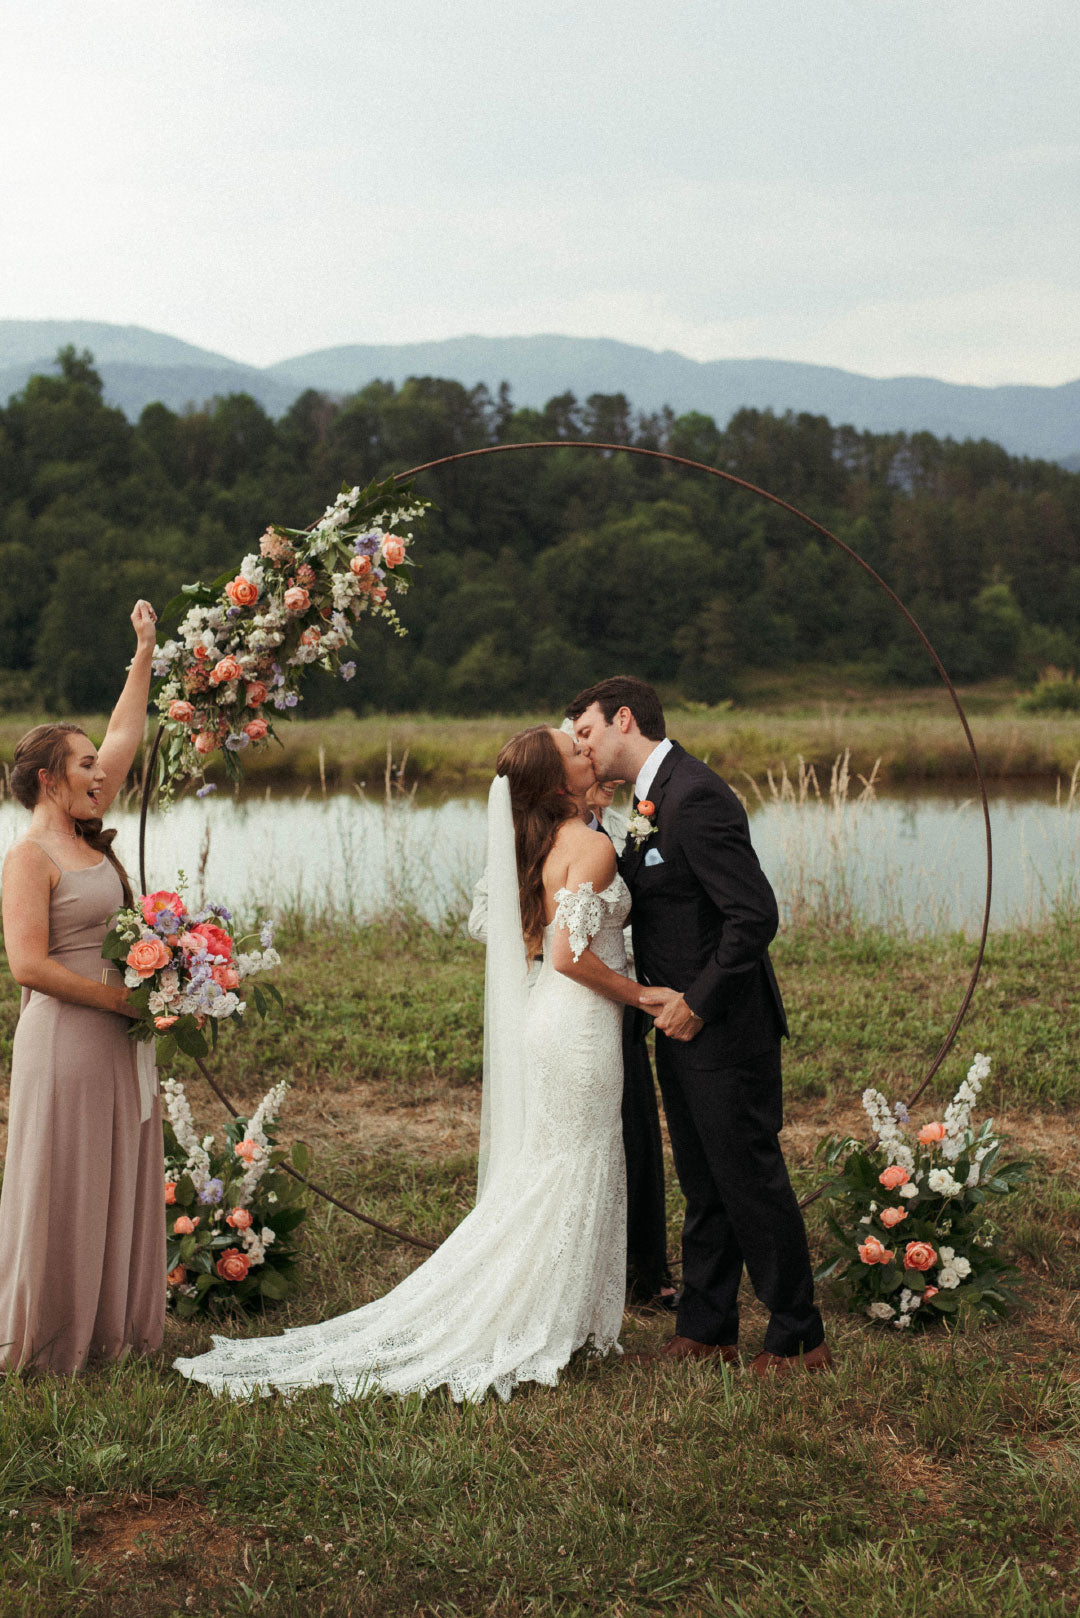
[11,724,135,908]
[496,726,578,960]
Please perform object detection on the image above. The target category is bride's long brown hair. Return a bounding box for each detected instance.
[495,726,578,960]
[11,724,135,909]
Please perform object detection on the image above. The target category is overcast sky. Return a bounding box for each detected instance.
[3,0,1077,385]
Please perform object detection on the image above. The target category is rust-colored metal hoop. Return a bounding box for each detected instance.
[139,438,992,1241]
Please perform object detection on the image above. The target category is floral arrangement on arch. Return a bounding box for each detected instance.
[102,887,282,1061]
[163,1074,309,1317]
[150,474,431,800]
[817,1054,1028,1330]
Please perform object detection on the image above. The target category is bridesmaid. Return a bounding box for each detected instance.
[0,600,164,1374]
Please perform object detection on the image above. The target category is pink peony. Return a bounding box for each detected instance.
[283,585,310,613]
[141,890,186,926]
[226,1207,254,1230]
[879,1206,907,1229]
[126,936,172,978]
[918,1121,947,1144]
[244,718,268,743]
[167,699,195,725]
[857,1235,894,1266]
[194,730,218,757]
[878,1165,910,1190]
[382,535,406,567]
[209,655,243,686]
[245,680,268,707]
[189,922,233,960]
[216,1248,251,1282]
[904,1241,938,1272]
[224,576,259,608]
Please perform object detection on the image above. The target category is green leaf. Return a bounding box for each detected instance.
[156,1034,177,1066]
[253,985,267,1019]
[258,1270,289,1301]
[263,983,284,1011]
[290,1140,310,1173]
[174,1175,196,1208]
[175,1021,208,1059]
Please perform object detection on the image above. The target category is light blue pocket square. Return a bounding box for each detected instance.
[643,848,665,867]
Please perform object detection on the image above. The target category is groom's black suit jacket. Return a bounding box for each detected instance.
[618,742,787,1064]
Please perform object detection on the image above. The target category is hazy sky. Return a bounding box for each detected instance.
[4,0,1077,384]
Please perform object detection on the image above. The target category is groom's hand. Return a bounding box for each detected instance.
[639,987,704,1042]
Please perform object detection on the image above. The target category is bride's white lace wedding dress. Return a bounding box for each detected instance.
[174,780,629,1403]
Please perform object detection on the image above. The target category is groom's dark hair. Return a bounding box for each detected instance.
[565,677,666,741]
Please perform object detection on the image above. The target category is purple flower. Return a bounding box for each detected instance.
[354,532,381,557]
[196,783,218,798]
[216,906,233,921]
[284,692,299,708]
[894,1101,910,1124]
[198,1178,224,1206]
[227,606,242,619]
[340,661,356,681]
[373,566,386,581]
[225,732,250,751]
[259,921,274,947]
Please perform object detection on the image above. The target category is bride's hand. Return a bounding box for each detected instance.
[130,599,158,653]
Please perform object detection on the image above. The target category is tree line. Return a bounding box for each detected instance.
[1,346,1078,715]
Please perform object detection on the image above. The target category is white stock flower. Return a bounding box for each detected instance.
[893,1314,913,1329]
[899,1288,922,1312]
[240,555,265,586]
[868,1302,895,1320]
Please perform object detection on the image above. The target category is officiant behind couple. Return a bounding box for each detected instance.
[176,676,829,1402]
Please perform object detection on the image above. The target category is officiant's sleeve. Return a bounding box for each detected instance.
[678,782,779,1023]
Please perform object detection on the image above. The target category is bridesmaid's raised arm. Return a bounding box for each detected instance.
[95,600,158,814]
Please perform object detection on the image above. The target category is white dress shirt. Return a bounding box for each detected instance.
[633,738,673,805]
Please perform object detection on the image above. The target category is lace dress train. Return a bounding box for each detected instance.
[174,876,631,1402]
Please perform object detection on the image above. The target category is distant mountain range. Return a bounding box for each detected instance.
[2,319,1078,465]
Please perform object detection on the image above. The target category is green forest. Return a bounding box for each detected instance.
[1,346,1079,715]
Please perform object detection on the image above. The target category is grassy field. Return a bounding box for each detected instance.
[2,684,1080,796]
[0,913,1078,1616]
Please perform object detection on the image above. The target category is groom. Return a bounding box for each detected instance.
[567,677,830,1376]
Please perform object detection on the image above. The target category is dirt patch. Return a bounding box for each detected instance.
[73,1493,243,1577]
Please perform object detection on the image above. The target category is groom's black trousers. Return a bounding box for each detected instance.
[620,1009,670,1293]
[654,1035,823,1357]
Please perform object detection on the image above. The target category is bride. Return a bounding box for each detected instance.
[174,724,649,1401]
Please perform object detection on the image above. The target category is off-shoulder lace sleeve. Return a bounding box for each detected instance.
[552,881,606,964]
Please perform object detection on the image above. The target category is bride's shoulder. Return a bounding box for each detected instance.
[551,818,616,886]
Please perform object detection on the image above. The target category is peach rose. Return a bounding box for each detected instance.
[154,1014,179,1031]
[923,1286,939,1300]
[225,575,259,608]
[284,586,310,613]
[167,1264,186,1287]
[193,645,208,661]
[173,1215,200,1235]
[209,655,243,686]
[300,627,322,648]
[168,699,195,724]
[245,680,268,707]
[141,889,186,926]
[349,554,372,577]
[244,718,268,743]
[382,535,406,567]
[226,1207,254,1230]
[918,1121,947,1144]
[164,1180,177,1205]
[216,1248,251,1283]
[879,1206,907,1229]
[126,936,172,978]
[857,1235,894,1266]
[194,730,218,756]
[234,1138,258,1164]
[904,1240,938,1272]
[211,962,240,991]
[637,799,656,817]
[189,922,233,960]
[878,1165,909,1190]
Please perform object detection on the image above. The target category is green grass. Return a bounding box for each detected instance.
[1,915,1078,1615]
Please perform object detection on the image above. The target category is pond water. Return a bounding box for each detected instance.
[1,781,1076,935]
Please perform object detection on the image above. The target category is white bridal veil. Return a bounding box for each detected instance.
[476,773,531,1200]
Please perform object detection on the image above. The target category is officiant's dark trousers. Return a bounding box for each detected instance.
[621,1010,671,1293]
[654,1036,823,1356]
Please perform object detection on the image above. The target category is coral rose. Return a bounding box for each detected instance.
[216,1248,251,1282]
[126,936,172,978]
[225,575,259,608]
[918,1121,947,1144]
[904,1241,938,1272]
[637,800,656,817]
[245,680,268,707]
[211,962,240,991]
[879,1206,908,1229]
[189,922,233,960]
[244,718,268,742]
[923,1286,939,1300]
[382,535,406,567]
[194,730,218,756]
[173,1215,200,1235]
[349,554,371,577]
[284,585,310,613]
[154,1014,178,1030]
[141,889,186,926]
[164,1180,177,1205]
[878,1165,909,1190]
[167,699,195,725]
[209,655,243,686]
[234,1138,258,1163]
[226,1207,254,1230]
[857,1235,893,1266]
[167,1264,186,1287]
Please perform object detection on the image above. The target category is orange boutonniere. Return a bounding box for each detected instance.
[627,799,657,850]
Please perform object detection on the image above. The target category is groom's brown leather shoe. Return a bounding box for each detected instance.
[750,1342,834,1379]
[638,1335,738,1364]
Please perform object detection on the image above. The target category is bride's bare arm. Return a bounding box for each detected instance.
[547,824,647,1009]
[95,600,157,814]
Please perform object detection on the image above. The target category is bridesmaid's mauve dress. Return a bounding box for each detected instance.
[0,856,165,1374]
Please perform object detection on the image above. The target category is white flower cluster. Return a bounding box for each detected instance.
[162,1074,211,1190]
[936,1246,972,1289]
[861,1087,915,1172]
[235,1080,289,1203]
[927,1168,965,1198]
[240,1223,277,1266]
[867,1300,895,1321]
[942,1052,991,1162]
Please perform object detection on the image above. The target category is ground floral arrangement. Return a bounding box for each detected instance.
[163,1075,309,1317]
[150,474,430,800]
[819,1054,1029,1330]
[102,887,283,1062]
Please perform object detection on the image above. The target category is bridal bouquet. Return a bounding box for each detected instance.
[150,473,431,800]
[818,1055,1029,1330]
[102,888,283,1061]
[163,1075,308,1316]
